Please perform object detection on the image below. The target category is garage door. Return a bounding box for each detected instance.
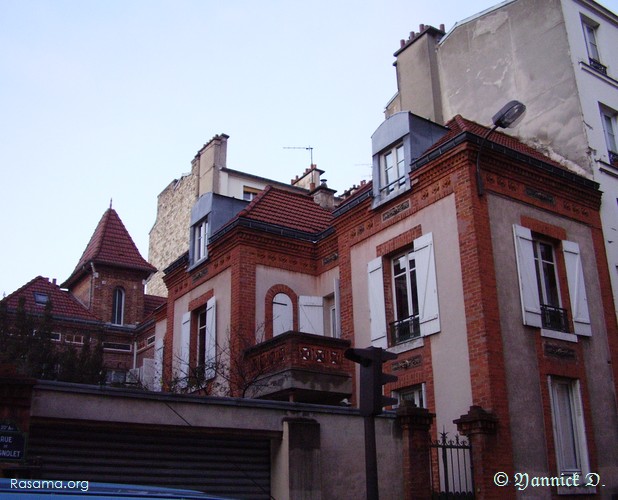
[28,420,272,499]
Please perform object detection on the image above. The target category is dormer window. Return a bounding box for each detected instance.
[380,144,406,197]
[112,287,125,325]
[193,218,209,262]
[34,292,49,305]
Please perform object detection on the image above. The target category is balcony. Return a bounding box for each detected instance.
[244,331,352,405]
[589,57,608,75]
[390,314,420,345]
[541,304,570,333]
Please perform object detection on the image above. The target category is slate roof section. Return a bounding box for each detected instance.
[2,276,99,322]
[236,186,333,234]
[63,208,156,288]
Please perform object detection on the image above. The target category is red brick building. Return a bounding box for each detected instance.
[156,112,618,497]
[1,208,165,385]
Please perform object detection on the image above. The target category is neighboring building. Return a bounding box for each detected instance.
[154,112,618,497]
[147,133,326,297]
[384,0,618,318]
[1,207,165,385]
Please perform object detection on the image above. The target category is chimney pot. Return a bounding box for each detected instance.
[440,24,445,32]
[400,39,406,47]
[419,24,425,32]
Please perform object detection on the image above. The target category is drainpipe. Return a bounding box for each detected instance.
[89,262,97,310]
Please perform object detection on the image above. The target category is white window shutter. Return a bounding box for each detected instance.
[153,337,163,392]
[367,257,387,348]
[205,297,217,380]
[179,312,191,388]
[562,240,592,336]
[513,225,542,328]
[414,233,440,336]
[299,296,324,335]
[333,278,341,339]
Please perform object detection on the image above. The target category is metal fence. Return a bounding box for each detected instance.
[430,431,474,499]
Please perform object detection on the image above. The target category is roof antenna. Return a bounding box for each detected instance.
[283,146,314,165]
[109,198,113,209]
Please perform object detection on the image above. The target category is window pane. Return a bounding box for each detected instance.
[553,382,580,472]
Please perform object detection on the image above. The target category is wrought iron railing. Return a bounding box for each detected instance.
[609,150,618,166]
[430,431,474,499]
[389,315,420,345]
[589,58,608,75]
[541,304,570,333]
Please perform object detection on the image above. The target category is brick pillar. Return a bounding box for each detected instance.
[397,403,435,500]
[455,406,503,500]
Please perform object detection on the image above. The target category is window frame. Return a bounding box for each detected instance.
[581,16,606,74]
[379,143,406,198]
[513,225,591,338]
[111,287,125,325]
[600,106,618,165]
[393,383,426,409]
[193,217,209,263]
[548,377,591,482]
[368,232,440,349]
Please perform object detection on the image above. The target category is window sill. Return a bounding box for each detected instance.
[372,185,410,210]
[541,329,578,343]
[580,61,618,89]
[388,336,424,354]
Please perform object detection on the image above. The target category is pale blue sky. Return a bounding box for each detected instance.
[2,0,617,297]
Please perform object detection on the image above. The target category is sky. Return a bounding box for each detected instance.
[2,0,617,298]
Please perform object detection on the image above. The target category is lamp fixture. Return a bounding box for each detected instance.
[476,100,527,196]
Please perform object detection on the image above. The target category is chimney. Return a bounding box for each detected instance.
[291,164,325,191]
[310,179,337,210]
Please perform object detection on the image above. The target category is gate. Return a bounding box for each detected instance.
[430,431,474,499]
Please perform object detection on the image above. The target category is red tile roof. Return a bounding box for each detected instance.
[236,186,333,234]
[144,294,166,317]
[430,115,566,169]
[64,208,155,287]
[2,276,99,322]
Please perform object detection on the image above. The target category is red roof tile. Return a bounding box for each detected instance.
[429,115,566,169]
[2,276,99,322]
[64,208,155,287]
[236,186,333,234]
[144,294,166,317]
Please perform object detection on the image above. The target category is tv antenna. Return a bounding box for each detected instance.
[283,146,314,165]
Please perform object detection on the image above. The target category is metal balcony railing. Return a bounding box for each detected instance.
[541,304,570,333]
[389,314,420,345]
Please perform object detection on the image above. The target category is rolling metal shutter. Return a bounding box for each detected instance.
[28,420,272,499]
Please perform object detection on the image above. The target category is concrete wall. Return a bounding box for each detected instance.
[29,381,403,500]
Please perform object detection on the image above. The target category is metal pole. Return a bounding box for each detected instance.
[364,415,379,500]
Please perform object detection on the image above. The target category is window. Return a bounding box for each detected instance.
[33,292,49,305]
[513,225,591,336]
[394,383,425,408]
[367,233,440,348]
[50,332,61,342]
[112,287,125,325]
[65,333,83,344]
[548,377,590,478]
[243,187,260,202]
[103,341,131,351]
[392,251,421,343]
[601,107,618,165]
[273,293,293,336]
[533,239,569,333]
[380,144,406,197]
[582,18,606,74]
[193,218,209,262]
[196,297,217,380]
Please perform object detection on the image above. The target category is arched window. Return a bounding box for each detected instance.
[112,287,125,325]
[272,293,293,336]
